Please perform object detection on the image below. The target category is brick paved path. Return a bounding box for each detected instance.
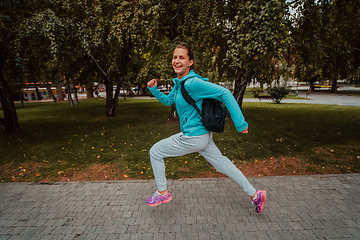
[1,174,359,240]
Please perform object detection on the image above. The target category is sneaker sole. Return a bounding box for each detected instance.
[146,195,173,207]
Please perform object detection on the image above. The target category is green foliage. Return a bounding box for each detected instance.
[267,86,290,103]
[121,81,131,92]
[252,88,262,98]
[4,0,358,93]
[225,0,292,77]
[3,0,359,132]
[2,0,294,98]
[291,0,360,83]
[7,0,166,88]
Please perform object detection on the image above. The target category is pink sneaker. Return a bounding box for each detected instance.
[252,190,266,213]
[146,191,172,206]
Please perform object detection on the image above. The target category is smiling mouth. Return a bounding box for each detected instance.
[174,65,182,70]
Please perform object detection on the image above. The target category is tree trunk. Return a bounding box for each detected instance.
[310,81,315,91]
[19,92,24,107]
[308,75,317,91]
[56,82,64,101]
[85,82,94,98]
[35,86,40,100]
[137,84,141,95]
[104,73,127,116]
[168,104,178,121]
[232,68,253,110]
[73,86,79,105]
[331,79,337,93]
[114,75,123,97]
[105,70,127,117]
[111,75,123,115]
[105,74,116,117]
[0,55,20,134]
[46,82,57,105]
[89,43,130,117]
[66,81,74,107]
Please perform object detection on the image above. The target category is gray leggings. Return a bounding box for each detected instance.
[149,132,256,196]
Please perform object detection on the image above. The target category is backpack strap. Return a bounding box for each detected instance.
[180,80,202,117]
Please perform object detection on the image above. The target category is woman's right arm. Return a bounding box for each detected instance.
[147,79,176,106]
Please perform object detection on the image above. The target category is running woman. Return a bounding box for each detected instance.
[146,44,266,213]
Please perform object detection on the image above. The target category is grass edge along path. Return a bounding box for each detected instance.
[1,98,359,182]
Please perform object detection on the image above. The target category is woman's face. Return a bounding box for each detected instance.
[172,48,194,80]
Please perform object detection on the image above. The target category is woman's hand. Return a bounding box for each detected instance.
[147,79,157,88]
[240,127,248,134]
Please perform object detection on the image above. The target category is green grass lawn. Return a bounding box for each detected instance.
[1,98,359,182]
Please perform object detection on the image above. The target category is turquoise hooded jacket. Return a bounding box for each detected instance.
[148,70,248,136]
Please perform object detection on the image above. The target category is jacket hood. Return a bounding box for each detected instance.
[172,70,209,85]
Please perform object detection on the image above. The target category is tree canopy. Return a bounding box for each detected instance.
[291,0,360,91]
[1,0,358,133]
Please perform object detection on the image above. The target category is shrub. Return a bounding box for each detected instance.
[252,88,262,98]
[267,87,290,103]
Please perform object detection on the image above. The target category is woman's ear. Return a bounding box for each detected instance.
[189,59,194,67]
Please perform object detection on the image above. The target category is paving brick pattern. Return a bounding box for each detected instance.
[1,174,359,239]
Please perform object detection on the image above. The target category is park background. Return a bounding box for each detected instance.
[1,0,359,182]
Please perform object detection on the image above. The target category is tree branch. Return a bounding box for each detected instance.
[89,54,109,81]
